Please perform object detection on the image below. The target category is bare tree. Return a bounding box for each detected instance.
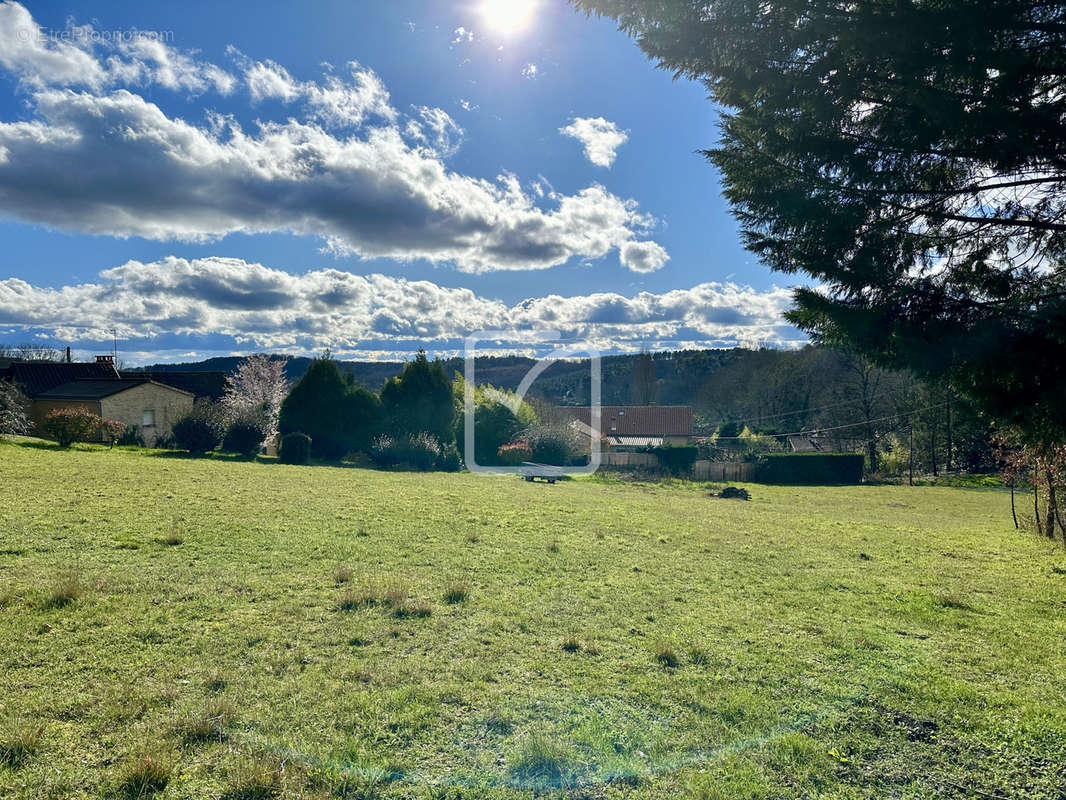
[0,343,60,361]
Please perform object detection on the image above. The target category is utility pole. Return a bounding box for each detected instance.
[111,327,117,364]
[908,423,914,486]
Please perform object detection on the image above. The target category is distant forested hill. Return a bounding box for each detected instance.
[135,347,996,473]
[135,349,746,405]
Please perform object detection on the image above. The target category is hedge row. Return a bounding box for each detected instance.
[753,453,864,485]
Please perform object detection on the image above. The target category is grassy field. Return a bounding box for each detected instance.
[1,438,1064,799]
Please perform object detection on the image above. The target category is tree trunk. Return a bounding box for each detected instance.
[1034,482,1041,534]
[929,428,938,477]
[945,401,952,472]
[908,426,914,486]
[1045,470,1058,539]
[1010,483,1018,529]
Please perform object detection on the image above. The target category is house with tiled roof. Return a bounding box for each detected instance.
[2,355,120,395]
[4,356,193,445]
[558,405,694,449]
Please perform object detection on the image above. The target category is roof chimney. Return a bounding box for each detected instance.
[65,346,71,363]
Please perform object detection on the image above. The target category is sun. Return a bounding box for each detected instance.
[479,0,539,35]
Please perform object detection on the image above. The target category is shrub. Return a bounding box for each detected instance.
[523,424,584,466]
[153,430,177,450]
[99,418,125,447]
[278,432,311,464]
[368,434,399,468]
[369,432,448,470]
[223,418,266,457]
[117,425,146,447]
[753,453,864,485]
[652,445,699,476]
[43,407,100,447]
[172,401,224,453]
[715,421,742,439]
[498,441,532,466]
[399,431,441,471]
[438,443,463,472]
[463,399,523,464]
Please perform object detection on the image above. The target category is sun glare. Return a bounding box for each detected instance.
[479,0,539,35]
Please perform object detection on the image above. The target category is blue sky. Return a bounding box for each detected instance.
[0,0,802,364]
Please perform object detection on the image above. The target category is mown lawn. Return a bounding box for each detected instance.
[1,438,1064,799]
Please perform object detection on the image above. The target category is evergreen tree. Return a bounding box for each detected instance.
[279,357,381,459]
[574,0,1066,446]
[380,351,455,444]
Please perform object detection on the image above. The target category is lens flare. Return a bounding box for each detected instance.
[479,0,538,35]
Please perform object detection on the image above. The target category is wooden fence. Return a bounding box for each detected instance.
[692,460,754,482]
[599,452,753,481]
[601,452,659,468]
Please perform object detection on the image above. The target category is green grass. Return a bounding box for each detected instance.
[1,437,1065,798]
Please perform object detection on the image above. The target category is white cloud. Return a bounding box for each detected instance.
[521,63,538,79]
[235,51,395,128]
[0,2,107,88]
[0,1,235,93]
[0,88,662,273]
[619,241,670,273]
[560,116,629,168]
[452,26,474,44]
[406,105,464,157]
[0,257,802,353]
[0,3,668,275]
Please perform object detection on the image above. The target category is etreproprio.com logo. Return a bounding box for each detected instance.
[463,330,602,476]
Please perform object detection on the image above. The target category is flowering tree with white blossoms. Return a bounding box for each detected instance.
[221,354,290,446]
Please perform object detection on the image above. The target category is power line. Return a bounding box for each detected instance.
[709,401,951,441]
[702,396,881,429]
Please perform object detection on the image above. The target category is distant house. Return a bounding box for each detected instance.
[32,380,193,446]
[3,356,194,445]
[788,434,822,452]
[558,405,694,449]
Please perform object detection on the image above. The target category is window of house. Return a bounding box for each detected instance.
[142,409,156,427]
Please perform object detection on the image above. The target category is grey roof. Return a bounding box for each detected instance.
[36,379,192,401]
[4,360,120,396]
